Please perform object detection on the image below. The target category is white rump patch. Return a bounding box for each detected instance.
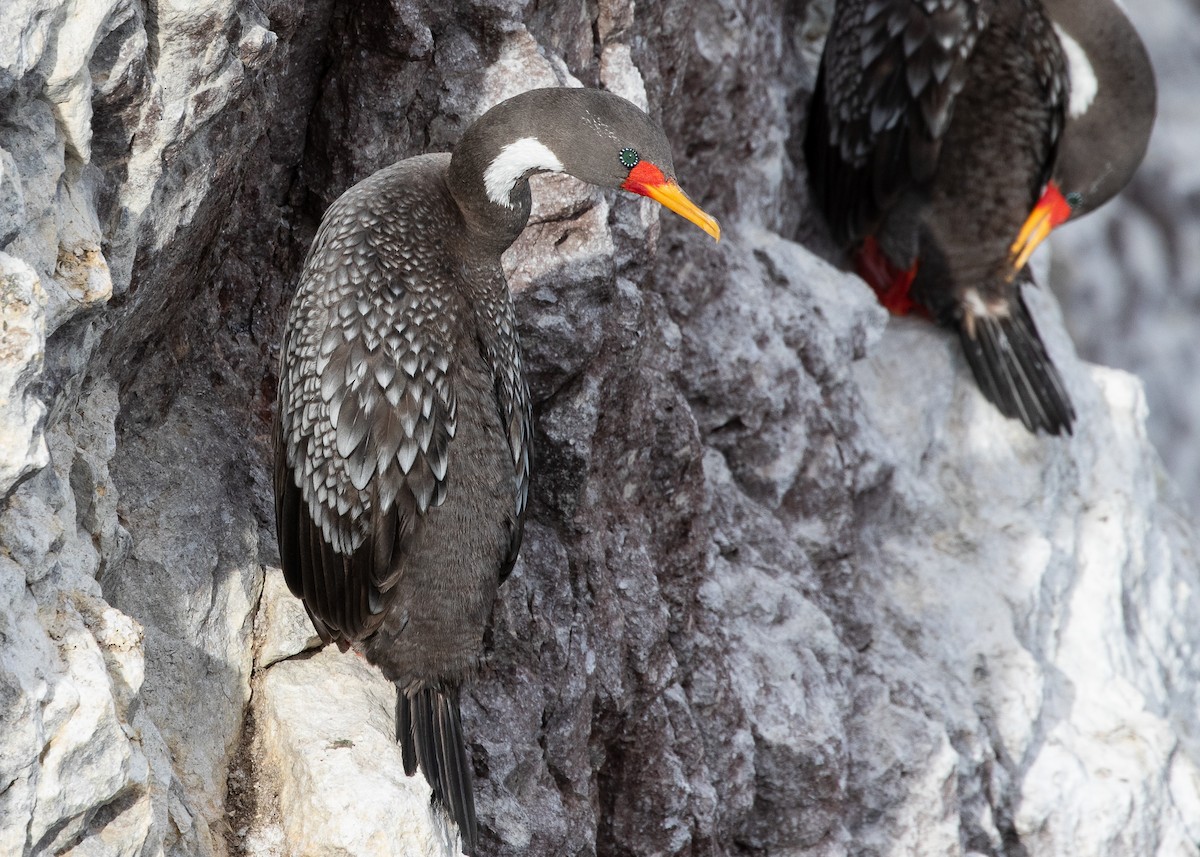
[483,137,564,207]
[1054,24,1098,119]
[964,288,989,319]
[963,288,1010,319]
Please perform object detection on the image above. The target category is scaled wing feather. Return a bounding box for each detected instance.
[808,0,993,244]
[274,189,460,643]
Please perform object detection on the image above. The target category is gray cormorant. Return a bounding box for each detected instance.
[805,0,1155,434]
[274,86,719,855]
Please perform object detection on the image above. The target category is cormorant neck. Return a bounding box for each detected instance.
[447,97,566,252]
[1047,0,1156,213]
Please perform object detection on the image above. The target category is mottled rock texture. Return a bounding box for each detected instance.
[1,1,1198,857]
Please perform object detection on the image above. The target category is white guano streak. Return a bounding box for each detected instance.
[483,137,564,207]
[1054,24,1098,119]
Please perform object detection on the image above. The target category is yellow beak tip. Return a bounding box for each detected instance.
[1008,208,1056,274]
[641,180,721,243]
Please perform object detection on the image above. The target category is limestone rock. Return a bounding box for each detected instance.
[0,0,1197,856]
[0,253,48,493]
[247,647,457,857]
[253,569,319,671]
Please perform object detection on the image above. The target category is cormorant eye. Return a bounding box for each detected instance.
[1066,191,1082,208]
[619,147,640,169]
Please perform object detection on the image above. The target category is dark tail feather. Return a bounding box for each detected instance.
[396,685,478,855]
[957,291,1076,435]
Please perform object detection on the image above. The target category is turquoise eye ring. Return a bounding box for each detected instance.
[619,147,640,169]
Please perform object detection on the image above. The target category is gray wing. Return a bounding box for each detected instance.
[274,185,459,643]
[473,285,531,583]
[806,0,993,245]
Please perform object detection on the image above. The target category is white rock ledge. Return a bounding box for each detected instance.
[0,1,1197,856]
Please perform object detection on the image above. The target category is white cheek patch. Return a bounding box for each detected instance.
[483,137,564,208]
[1054,24,1098,119]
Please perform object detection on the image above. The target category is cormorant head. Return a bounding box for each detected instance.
[461,87,720,241]
[1007,1,1156,276]
[1049,2,1157,222]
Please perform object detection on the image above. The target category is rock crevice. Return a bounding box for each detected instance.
[1,1,1198,856]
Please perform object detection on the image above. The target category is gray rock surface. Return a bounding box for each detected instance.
[1,1,1197,856]
[0,253,47,490]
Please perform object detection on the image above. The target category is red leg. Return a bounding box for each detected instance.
[855,236,925,318]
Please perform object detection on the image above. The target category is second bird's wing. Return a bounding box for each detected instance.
[805,0,994,245]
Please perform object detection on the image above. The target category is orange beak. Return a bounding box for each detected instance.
[622,161,721,241]
[1007,181,1074,279]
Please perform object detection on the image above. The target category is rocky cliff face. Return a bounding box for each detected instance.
[2,1,1198,856]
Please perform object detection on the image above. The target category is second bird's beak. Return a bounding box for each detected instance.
[1007,181,1073,279]
[622,162,721,241]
